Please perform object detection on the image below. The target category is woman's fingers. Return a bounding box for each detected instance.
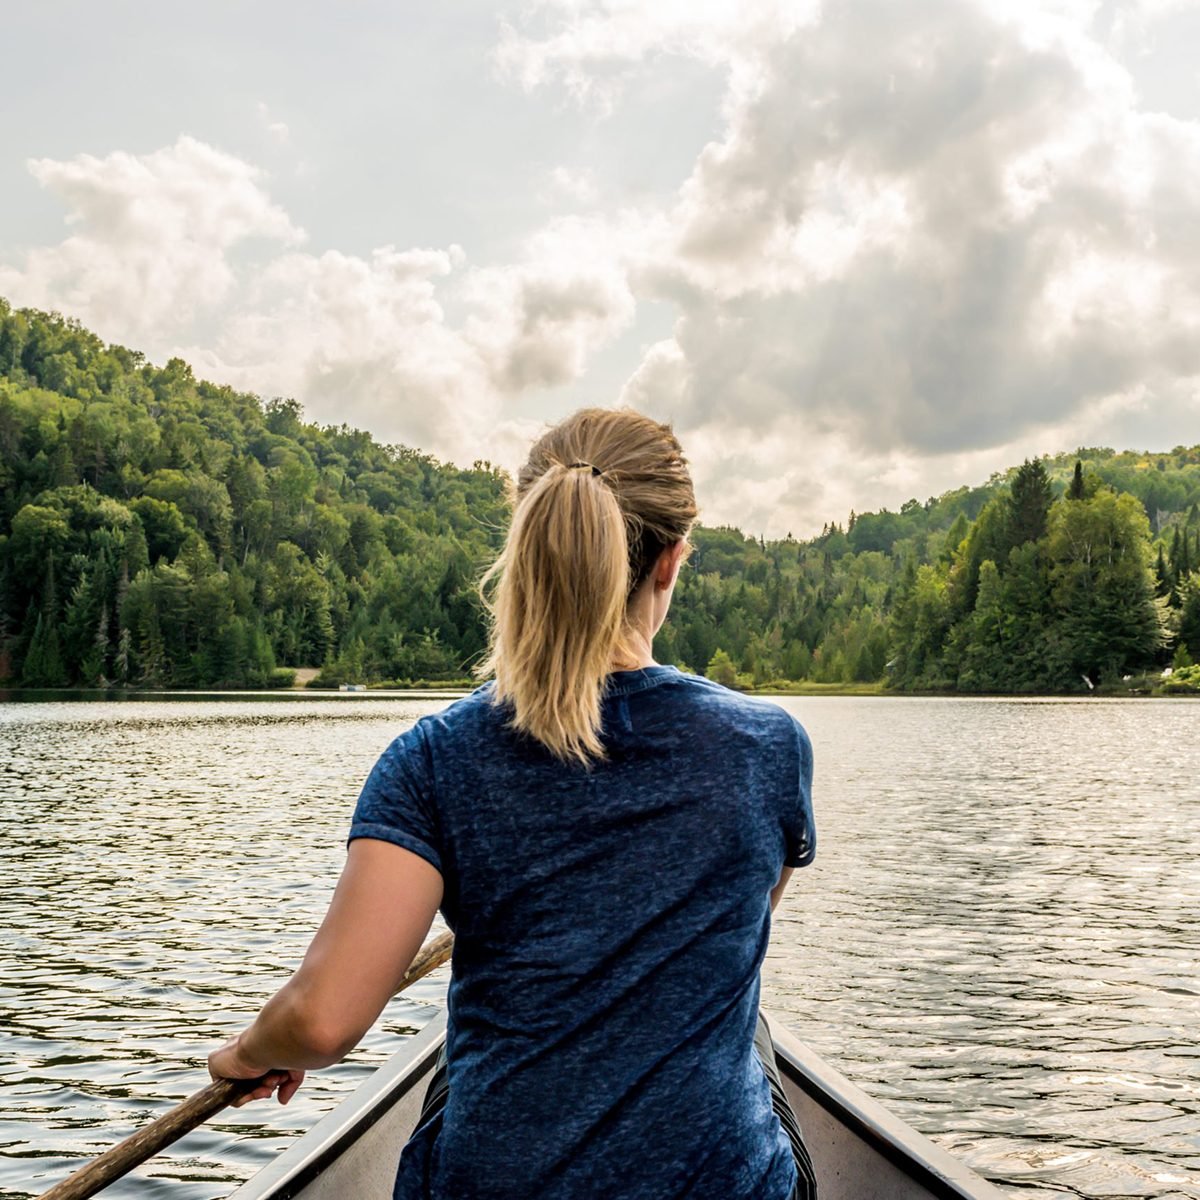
[228,1069,306,1107]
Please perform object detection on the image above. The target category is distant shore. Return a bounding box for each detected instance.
[3,676,1196,700]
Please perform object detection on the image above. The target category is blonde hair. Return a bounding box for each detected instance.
[477,408,697,765]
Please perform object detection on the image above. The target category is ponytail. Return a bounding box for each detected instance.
[478,408,697,766]
[479,464,630,764]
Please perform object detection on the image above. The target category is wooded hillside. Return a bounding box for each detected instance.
[3,300,1198,693]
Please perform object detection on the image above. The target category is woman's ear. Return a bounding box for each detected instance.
[655,540,689,590]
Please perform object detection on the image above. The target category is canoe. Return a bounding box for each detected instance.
[228,1010,1008,1199]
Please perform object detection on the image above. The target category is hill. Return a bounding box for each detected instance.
[2,299,1198,693]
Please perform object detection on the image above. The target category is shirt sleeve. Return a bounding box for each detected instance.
[348,720,444,875]
[783,716,816,868]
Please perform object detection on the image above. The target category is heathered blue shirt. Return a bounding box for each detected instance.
[349,666,816,1200]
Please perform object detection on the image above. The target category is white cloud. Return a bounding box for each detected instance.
[0,137,303,345]
[181,243,487,455]
[7,2,1200,537]
[493,0,819,112]
[463,215,641,393]
[540,165,600,206]
[596,0,1200,518]
[0,138,647,469]
[496,0,1200,531]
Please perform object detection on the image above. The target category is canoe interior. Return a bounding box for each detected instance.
[228,1011,1008,1200]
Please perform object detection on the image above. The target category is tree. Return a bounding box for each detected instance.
[1178,574,1200,658]
[1068,459,1086,501]
[705,648,738,687]
[20,610,66,686]
[129,496,189,563]
[5,301,1200,695]
[1007,458,1053,548]
[1047,490,1163,681]
[21,553,66,686]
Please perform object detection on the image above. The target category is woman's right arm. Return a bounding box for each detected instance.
[208,839,443,1093]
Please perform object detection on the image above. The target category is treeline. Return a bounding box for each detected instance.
[657,457,1200,693]
[2,300,1199,694]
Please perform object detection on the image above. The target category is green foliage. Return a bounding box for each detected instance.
[1,298,1194,695]
[705,648,738,688]
[1046,489,1163,682]
[0,301,508,688]
[1177,573,1200,658]
[1007,458,1053,548]
[1161,663,1200,694]
[1068,459,1086,501]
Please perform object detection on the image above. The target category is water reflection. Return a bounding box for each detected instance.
[3,696,1198,1198]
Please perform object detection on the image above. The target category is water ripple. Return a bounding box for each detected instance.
[2,695,1198,1198]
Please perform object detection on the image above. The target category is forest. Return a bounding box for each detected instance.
[2,299,1199,695]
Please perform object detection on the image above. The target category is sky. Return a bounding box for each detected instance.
[3,0,1200,538]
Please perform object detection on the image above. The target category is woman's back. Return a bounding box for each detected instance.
[353,665,815,1199]
[207,408,817,1200]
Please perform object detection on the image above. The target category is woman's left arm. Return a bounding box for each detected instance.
[208,839,443,1103]
[770,866,793,912]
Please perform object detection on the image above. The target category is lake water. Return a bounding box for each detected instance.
[3,693,1198,1199]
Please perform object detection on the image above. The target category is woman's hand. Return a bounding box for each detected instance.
[208,1034,305,1107]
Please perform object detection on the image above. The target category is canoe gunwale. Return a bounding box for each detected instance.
[770,1021,1009,1200]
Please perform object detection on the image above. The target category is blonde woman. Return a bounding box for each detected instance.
[209,408,818,1199]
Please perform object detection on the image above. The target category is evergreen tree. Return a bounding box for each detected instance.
[1068,459,1085,500]
[1048,490,1163,681]
[1178,575,1200,659]
[1155,544,1172,598]
[1007,458,1053,548]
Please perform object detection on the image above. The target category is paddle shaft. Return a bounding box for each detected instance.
[36,930,456,1200]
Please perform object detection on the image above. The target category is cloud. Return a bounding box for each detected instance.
[499,0,1200,532]
[660,0,1200,443]
[463,216,640,392]
[540,165,600,206]
[7,2,1200,538]
[181,243,486,455]
[0,138,645,469]
[0,136,304,344]
[188,217,641,462]
[493,0,818,113]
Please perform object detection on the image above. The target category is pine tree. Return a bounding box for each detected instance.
[21,611,67,686]
[1170,526,1183,584]
[1068,459,1085,501]
[1007,458,1053,547]
[1179,574,1200,659]
[1155,544,1172,599]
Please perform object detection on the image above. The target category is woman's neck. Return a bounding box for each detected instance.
[611,626,656,671]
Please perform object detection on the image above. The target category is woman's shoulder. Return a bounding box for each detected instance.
[412,682,499,740]
[660,669,801,721]
[628,670,809,755]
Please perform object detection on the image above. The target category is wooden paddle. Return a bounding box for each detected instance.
[35,930,455,1200]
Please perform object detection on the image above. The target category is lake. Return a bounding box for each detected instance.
[3,693,1198,1199]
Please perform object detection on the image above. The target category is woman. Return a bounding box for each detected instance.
[209,407,818,1199]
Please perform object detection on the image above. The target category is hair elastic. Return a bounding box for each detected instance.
[568,461,603,477]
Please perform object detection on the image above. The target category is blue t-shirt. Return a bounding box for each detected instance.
[350,666,816,1200]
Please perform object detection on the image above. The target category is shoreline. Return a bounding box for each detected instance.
[2,681,1195,701]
